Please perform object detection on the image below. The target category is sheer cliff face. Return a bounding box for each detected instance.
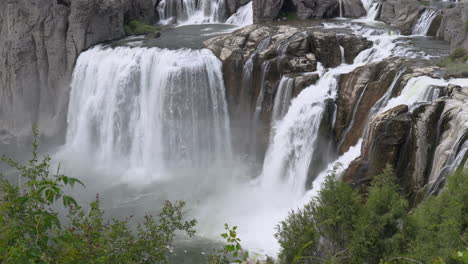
[0,0,156,146]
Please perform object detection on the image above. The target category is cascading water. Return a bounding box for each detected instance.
[412,9,440,36]
[157,0,226,24]
[272,76,295,123]
[57,6,467,260]
[226,2,254,26]
[66,46,232,180]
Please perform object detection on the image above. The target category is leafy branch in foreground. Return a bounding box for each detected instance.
[0,127,197,264]
[209,224,249,264]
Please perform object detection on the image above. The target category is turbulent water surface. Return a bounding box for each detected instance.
[47,2,467,263]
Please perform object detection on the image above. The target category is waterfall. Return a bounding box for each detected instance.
[157,0,226,24]
[272,76,295,123]
[412,9,440,36]
[339,0,343,17]
[66,46,232,180]
[366,2,381,20]
[226,2,253,26]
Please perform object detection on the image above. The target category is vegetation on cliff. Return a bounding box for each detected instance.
[275,166,468,264]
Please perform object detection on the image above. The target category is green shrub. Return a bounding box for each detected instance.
[208,224,249,264]
[403,169,468,264]
[125,20,159,35]
[348,165,408,264]
[0,127,197,263]
[450,48,467,60]
[465,21,468,33]
[275,168,362,264]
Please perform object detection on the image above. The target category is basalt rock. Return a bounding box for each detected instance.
[0,0,157,147]
[343,105,412,187]
[379,0,424,35]
[292,0,365,19]
[343,84,468,201]
[437,4,468,51]
[253,0,284,22]
[334,57,438,154]
[204,24,371,160]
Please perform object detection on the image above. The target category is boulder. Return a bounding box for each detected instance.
[379,0,424,35]
[437,4,468,51]
[292,0,365,19]
[253,0,284,22]
[343,105,412,186]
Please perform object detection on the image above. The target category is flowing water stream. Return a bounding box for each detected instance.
[51,2,468,262]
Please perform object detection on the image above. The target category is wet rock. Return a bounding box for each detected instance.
[343,84,468,201]
[334,58,439,154]
[337,34,373,64]
[437,4,468,51]
[204,24,371,160]
[380,0,424,35]
[292,0,365,19]
[343,105,412,186]
[253,0,284,22]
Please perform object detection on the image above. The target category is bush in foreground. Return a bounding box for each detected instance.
[0,128,196,264]
[275,165,468,264]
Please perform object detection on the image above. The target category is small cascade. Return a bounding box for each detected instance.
[272,76,295,123]
[66,46,232,180]
[366,2,381,20]
[226,2,253,26]
[157,0,226,24]
[338,0,343,17]
[412,9,440,36]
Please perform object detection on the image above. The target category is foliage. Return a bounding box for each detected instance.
[403,169,468,264]
[275,165,468,264]
[209,224,249,264]
[124,20,159,35]
[451,49,467,60]
[0,127,197,263]
[275,168,362,264]
[275,202,317,264]
[348,165,408,264]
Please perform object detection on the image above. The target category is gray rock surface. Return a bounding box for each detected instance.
[204,24,372,162]
[437,4,468,51]
[292,0,365,19]
[379,0,423,35]
[0,0,156,146]
[253,0,284,22]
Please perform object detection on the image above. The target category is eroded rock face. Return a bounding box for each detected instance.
[335,58,439,154]
[292,0,365,19]
[437,4,468,51]
[343,105,412,186]
[379,0,423,35]
[253,0,284,22]
[0,0,157,146]
[204,24,372,161]
[343,85,468,201]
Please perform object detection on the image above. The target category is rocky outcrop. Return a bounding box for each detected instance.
[437,4,468,51]
[343,84,468,201]
[204,24,372,160]
[343,105,412,187]
[334,58,438,154]
[293,0,365,19]
[253,0,284,22]
[379,0,424,35]
[0,0,157,146]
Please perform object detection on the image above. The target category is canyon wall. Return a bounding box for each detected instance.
[0,0,158,146]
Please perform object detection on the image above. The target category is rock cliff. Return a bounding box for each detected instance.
[0,0,157,146]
